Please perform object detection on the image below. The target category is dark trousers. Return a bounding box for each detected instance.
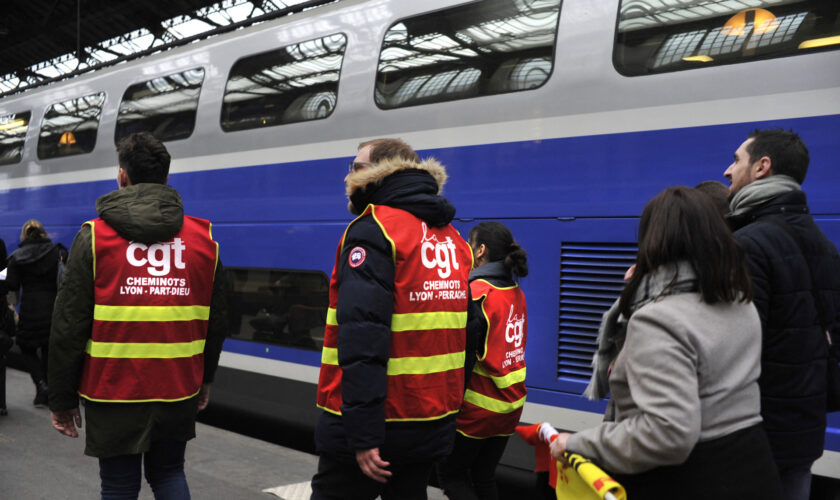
[98,439,190,500]
[311,453,432,500]
[19,342,48,386]
[436,434,509,500]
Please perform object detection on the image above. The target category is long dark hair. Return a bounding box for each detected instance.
[618,186,752,317]
[468,221,528,278]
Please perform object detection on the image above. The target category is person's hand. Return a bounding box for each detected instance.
[549,432,572,464]
[355,448,392,483]
[197,383,211,411]
[51,408,82,438]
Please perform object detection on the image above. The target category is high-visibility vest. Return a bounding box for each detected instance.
[456,278,527,438]
[316,204,472,421]
[78,216,218,402]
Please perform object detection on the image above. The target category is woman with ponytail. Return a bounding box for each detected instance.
[437,221,528,500]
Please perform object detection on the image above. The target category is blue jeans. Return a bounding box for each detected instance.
[99,439,190,500]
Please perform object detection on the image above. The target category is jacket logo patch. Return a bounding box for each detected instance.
[419,222,461,279]
[126,238,186,276]
[505,305,525,348]
[348,246,366,268]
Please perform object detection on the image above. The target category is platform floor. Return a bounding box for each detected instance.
[0,368,445,499]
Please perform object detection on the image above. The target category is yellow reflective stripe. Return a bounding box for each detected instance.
[323,347,463,375]
[85,339,205,358]
[321,346,338,365]
[79,388,200,403]
[86,220,96,280]
[94,305,210,322]
[473,364,526,389]
[326,307,337,326]
[387,351,464,375]
[463,389,526,414]
[391,311,467,332]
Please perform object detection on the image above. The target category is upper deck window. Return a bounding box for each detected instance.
[0,111,31,165]
[615,0,840,75]
[221,33,347,132]
[37,92,105,159]
[115,68,205,144]
[375,0,562,109]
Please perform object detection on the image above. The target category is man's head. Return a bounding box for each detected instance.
[345,138,420,184]
[694,180,730,217]
[724,129,809,196]
[345,138,420,213]
[116,132,170,187]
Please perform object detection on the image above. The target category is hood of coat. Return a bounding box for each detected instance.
[9,239,55,265]
[95,183,184,244]
[345,157,456,227]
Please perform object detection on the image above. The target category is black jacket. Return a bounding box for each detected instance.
[315,158,483,463]
[6,238,63,347]
[728,189,840,468]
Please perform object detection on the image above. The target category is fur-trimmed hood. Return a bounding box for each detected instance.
[345,156,456,227]
[345,157,448,199]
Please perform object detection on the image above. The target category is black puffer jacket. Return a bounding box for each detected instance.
[728,189,840,468]
[315,158,483,463]
[6,238,63,347]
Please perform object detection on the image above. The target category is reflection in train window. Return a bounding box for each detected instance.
[221,34,347,132]
[616,0,840,75]
[225,267,328,351]
[37,92,105,159]
[0,111,30,165]
[375,0,562,109]
[115,68,205,144]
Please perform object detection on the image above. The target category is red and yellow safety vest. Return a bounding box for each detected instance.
[316,204,472,421]
[78,216,218,402]
[456,279,527,438]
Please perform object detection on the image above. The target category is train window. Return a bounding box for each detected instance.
[225,267,328,351]
[375,0,562,109]
[115,68,205,144]
[0,111,31,165]
[221,33,347,132]
[37,92,105,159]
[615,0,840,75]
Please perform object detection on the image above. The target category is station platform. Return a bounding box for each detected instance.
[0,368,446,499]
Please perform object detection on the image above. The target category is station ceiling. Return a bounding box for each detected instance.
[0,0,224,78]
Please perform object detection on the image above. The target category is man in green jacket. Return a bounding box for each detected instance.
[48,132,227,499]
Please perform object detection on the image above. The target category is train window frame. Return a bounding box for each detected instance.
[0,110,31,166]
[224,266,329,352]
[613,0,840,76]
[374,0,563,110]
[219,32,348,133]
[114,67,206,145]
[37,91,106,160]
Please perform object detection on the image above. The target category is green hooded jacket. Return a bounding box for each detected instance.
[48,183,228,458]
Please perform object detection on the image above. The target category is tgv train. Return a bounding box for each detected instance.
[2,0,839,481]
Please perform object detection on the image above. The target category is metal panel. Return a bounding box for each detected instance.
[557,242,636,381]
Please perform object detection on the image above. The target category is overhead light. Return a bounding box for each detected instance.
[723,8,778,37]
[0,118,26,131]
[59,131,77,145]
[683,55,713,63]
[799,35,840,49]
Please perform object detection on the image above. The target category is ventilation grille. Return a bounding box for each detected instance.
[558,242,638,382]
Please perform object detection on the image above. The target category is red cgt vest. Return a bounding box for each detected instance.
[78,216,218,402]
[316,204,472,421]
[456,279,527,438]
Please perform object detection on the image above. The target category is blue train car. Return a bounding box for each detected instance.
[1,0,839,480]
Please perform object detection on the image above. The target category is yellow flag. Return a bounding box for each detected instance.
[554,453,626,500]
